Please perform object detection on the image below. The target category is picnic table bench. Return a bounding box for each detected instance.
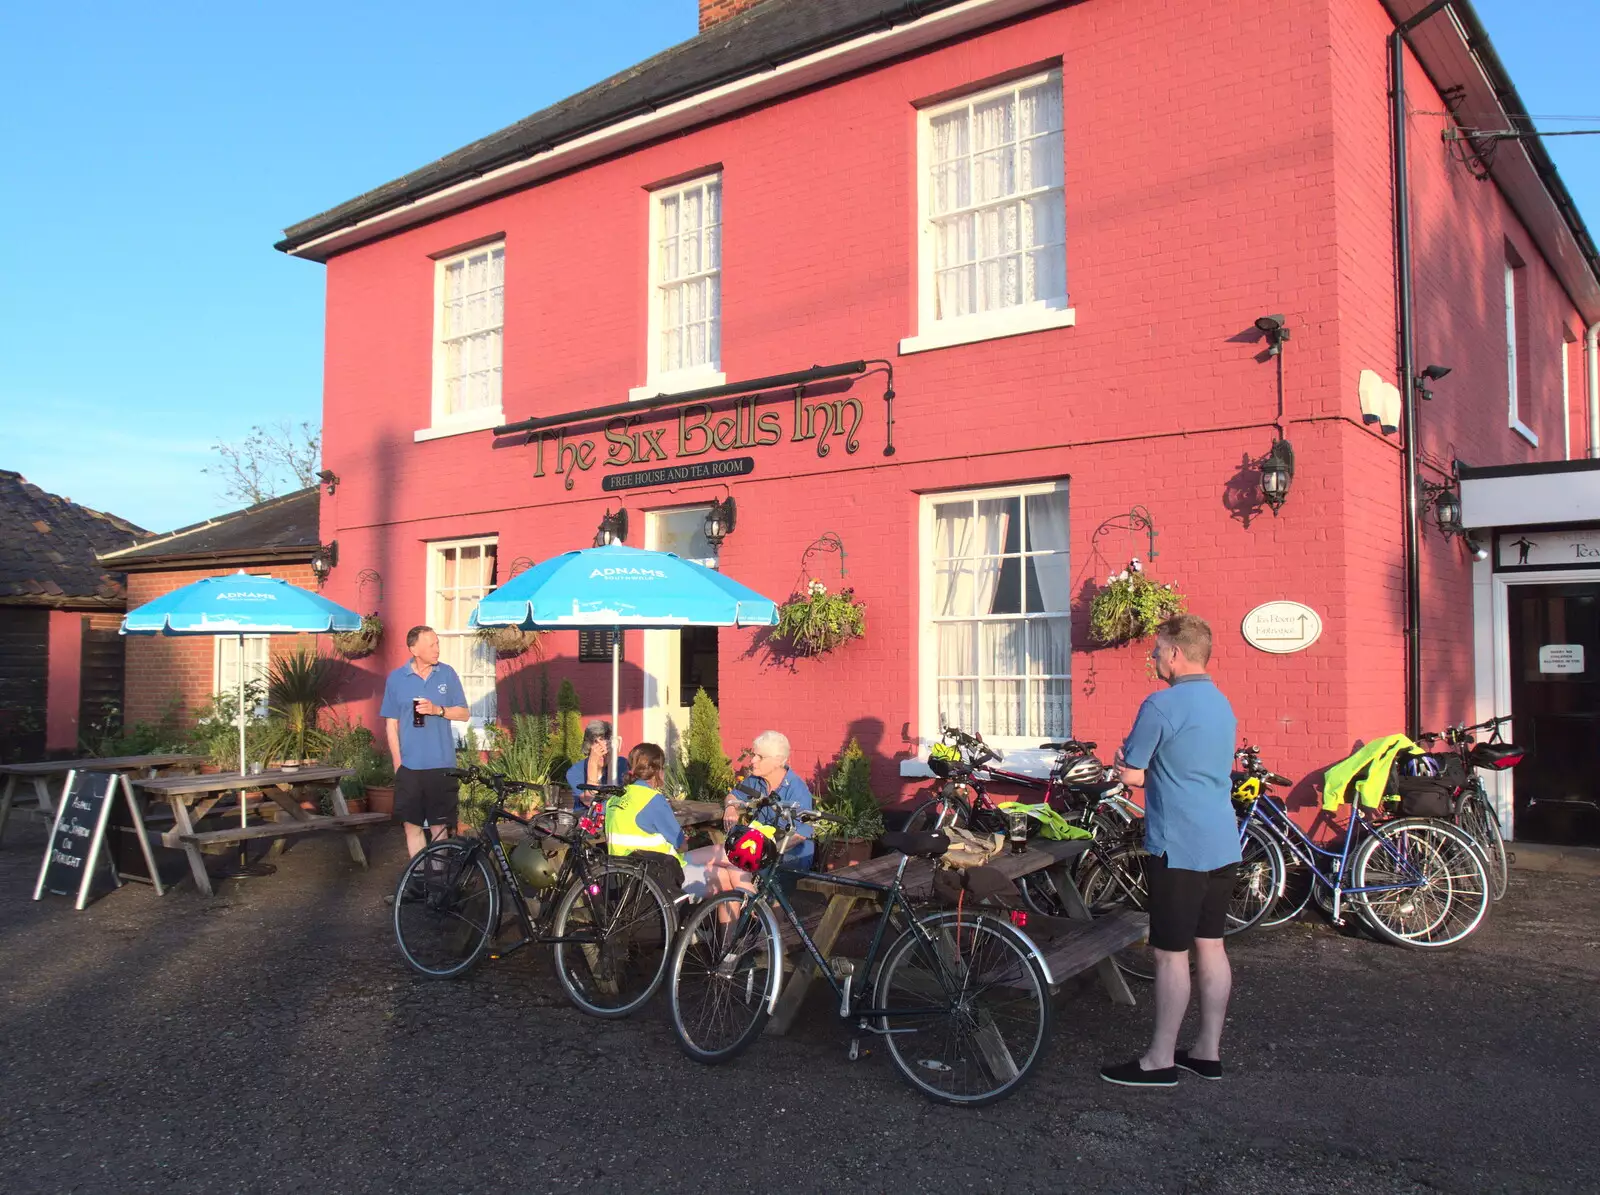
[134,766,386,896]
[767,837,1147,1035]
[0,755,205,847]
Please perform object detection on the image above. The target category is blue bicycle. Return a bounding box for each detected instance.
[1232,747,1490,948]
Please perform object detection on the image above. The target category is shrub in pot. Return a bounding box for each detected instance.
[815,738,885,871]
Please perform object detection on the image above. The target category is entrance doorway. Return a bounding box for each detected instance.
[642,507,718,759]
[1507,581,1600,845]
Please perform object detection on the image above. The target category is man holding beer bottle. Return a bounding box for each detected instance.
[381,625,469,859]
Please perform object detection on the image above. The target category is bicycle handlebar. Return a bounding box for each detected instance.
[940,725,1005,763]
[446,766,541,793]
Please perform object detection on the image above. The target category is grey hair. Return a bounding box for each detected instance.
[753,730,791,763]
[582,719,613,747]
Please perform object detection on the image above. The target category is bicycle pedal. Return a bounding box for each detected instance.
[847,1038,870,1062]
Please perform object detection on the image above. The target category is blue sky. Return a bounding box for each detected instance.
[2,0,1595,533]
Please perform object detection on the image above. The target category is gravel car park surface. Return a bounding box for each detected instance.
[1,821,1596,1194]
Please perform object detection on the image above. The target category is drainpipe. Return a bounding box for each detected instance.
[1391,25,1423,739]
[1587,320,1600,458]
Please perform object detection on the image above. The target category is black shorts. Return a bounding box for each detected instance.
[394,767,460,828]
[1145,854,1238,952]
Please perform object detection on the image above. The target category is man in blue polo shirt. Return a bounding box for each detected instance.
[380,625,469,859]
[1101,614,1240,1089]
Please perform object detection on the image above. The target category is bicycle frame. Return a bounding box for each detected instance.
[1239,792,1430,923]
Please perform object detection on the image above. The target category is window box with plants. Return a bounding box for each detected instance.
[773,580,866,657]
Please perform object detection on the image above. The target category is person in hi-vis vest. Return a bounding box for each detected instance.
[605,743,685,890]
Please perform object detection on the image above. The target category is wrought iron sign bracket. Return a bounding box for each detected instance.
[1092,505,1158,561]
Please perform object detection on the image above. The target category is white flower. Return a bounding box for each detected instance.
[1106,574,1117,585]
[1119,570,1130,581]
[808,579,827,597]
[1130,558,1143,572]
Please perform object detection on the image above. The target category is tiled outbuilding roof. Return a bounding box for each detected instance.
[0,470,148,607]
[98,486,320,570]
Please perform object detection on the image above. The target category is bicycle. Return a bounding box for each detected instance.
[1416,716,1519,902]
[391,767,677,1018]
[1232,746,1491,948]
[666,789,1053,1107]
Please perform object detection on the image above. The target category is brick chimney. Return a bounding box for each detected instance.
[700,0,765,31]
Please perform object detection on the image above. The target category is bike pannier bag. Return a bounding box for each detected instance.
[1394,776,1453,818]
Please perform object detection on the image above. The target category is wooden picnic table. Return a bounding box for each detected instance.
[766,837,1147,1035]
[133,766,387,896]
[0,755,205,847]
[669,799,726,839]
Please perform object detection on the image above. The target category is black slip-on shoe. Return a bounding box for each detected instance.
[1100,1058,1178,1088]
[1174,1049,1222,1081]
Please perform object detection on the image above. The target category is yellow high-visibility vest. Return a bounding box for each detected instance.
[604,783,684,862]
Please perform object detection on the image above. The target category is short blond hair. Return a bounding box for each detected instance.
[1158,614,1212,665]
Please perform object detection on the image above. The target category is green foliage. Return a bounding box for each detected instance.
[685,687,734,801]
[551,678,584,776]
[815,738,885,843]
[455,726,494,828]
[322,715,393,798]
[482,712,559,814]
[80,694,187,759]
[259,647,338,763]
[773,580,866,656]
[1088,560,1187,646]
[187,686,268,770]
[332,613,383,659]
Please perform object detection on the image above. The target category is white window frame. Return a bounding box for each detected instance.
[425,536,500,728]
[913,480,1071,771]
[901,70,1074,356]
[417,241,506,442]
[630,175,725,400]
[1506,260,1538,446]
[213,635,270,716]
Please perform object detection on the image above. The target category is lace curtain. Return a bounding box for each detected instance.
[658,179,722,375]
[440,245,504,418]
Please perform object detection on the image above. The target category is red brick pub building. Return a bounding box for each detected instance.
[279,0,1600,844]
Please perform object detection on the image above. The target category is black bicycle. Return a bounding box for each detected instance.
[391,767,677,1018]
[1417,716,1518,902]
[666,789,1053,1107]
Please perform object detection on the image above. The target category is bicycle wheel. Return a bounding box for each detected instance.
[393,840,499,978]
[1353,819,1490,949]
[1017,869,1067,917]
[875,911,1051,1107]
[1225,822,1285,936]
[551,860,676,1019]
[1456,787,1509,902]
[668,889,782,1064]
[901,796,967,835]
[1261,859,1314,927]
[1075,843,1156,981]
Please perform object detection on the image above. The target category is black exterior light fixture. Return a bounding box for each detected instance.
[1259,438,1295,514]
[1255,313,1291,356]
[316,469,340,496]
[1415,364,1452,401]
[1419,476,1464,538]
[310,541,339,586]
[1463,533,1490,563]
[594,508,629,548]
[703,496,737,550]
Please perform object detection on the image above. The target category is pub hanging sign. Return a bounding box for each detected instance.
[530,393,867,490]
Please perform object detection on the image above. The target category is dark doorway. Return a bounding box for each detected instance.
[1508,582,1600,845]
[679,626,718,709]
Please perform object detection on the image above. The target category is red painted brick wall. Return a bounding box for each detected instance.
[123,564,321,728]
[699,0,763,32]
[311,0,1585,809]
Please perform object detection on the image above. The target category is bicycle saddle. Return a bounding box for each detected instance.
[878,830,950,859]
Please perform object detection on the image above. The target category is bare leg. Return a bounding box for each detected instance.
[1188,936,1232,1061]
[404,822,428,858]
[1142,946,1191,1071]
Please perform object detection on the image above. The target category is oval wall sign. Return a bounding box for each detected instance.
[1241,601,1323,654]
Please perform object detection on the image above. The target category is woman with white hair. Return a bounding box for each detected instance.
[684,729,815,902]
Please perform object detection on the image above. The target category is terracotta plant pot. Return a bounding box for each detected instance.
[343,794,369,815]
[366,785,395,820]
[822,838,872,871]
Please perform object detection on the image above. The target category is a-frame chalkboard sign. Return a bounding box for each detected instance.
[34,770,161,910]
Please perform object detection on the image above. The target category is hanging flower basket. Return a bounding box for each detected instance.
[1088,560,1187,645]
[474,625,543,658]
[332,613,383,659]
[774,581,866,657]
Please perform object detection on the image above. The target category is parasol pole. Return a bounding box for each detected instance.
[237,632,248,829]
[610,628,620,784]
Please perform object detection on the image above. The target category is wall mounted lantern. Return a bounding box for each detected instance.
[594,508,629,548]
[310,541,339,585]
[1414,364,1452,401]
[1418,475,1464,538]
[1260,439,1295,514]
[1255,313,1291,356]
[703,497,737,550]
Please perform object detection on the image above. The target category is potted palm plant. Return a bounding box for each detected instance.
[259,648,337,768]
[814,738,885,870]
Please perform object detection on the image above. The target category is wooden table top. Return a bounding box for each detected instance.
[669,799,725,828]
[798,836,1092,899]
[0,754,205,776]
[135,766,353,795]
